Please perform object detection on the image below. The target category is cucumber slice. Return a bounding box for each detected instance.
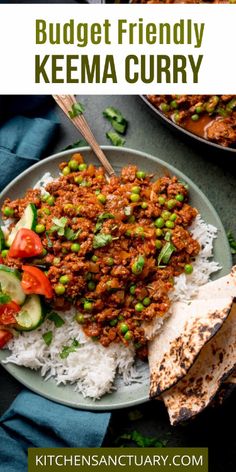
[16,295,43,331]
[0,228,5,252]
[7,203,37,247]
[0,264,25,305]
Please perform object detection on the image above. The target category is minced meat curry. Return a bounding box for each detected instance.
[147,95,236,147]
[1,154,200,357]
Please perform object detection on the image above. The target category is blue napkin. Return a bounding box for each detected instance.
[0,96,111,470]
[0,96,59,191]
[0,390,110,472]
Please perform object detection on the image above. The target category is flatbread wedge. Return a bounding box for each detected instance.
[149,267,236,398]
[162,303,236,425]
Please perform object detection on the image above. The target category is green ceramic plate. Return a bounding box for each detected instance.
[0,147,232,410]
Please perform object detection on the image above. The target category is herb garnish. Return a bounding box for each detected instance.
[97,213,115,221]
[60,338,80,359]
[62,139,87,151]
[93,233,113,249]
[227,231,236,254]
[48,312,65,328]
[0,293,11,304]
[64,227,81,241]
[50,217,68,236]
[106,131,126,147]
[157,242,175,266]
[42,331,53,346]
[103,107,128,135]
[68,102,85,119]
[116,430,168,448]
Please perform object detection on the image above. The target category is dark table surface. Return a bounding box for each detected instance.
[1,95,236,472]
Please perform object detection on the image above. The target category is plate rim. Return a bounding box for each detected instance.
[0,146,232,410]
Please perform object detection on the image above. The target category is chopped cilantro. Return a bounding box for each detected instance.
[68,102,85,119]
[42,331,53,346]
[227,231,236,254]
[62,139,87,151]
[106,131,126,147]
[93,233,113,249]
[48,312,65,328]
[103,107,128,135]
[60,339,80,359]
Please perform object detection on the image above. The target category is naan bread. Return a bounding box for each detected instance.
[149,267,236,398]
[162,303,236,425]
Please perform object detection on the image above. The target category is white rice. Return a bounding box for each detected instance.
[2,173,221,399]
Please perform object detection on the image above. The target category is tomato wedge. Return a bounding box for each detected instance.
[21,265,53,299]
[0,301,20,325]
[0,329,13,348]
[8,228,43,259]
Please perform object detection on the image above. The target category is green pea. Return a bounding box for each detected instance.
[47,196,55,206]
[76,313,84,324]
[88,281,96,291]
[135,226,144,237]
[110,319,118,327]
[124,331,133,341]
[59,275,70,285]
[175,194,184,202]
[156,228,163,237]
[53,257,61,266]
[42,207,51,215]
[129,285,136,295]
[55,284,66,295]
[158,196,166,205]
[161,210,171,221]
[135,302,144,312]
[71,243,80,252]
[91,255,98,262]
[130,194,140,203]
[95,189,101,195]
[118,314,124,321]
[78,163,87,171]
[141,202,148,209]
[97,194,106,204]
[143,297,151,307]
[35,224,45,234]
[128,215,136,223]
[155,240,162,249]
[42,248,47,256]
[41,194,49,202]
[167,199,177,210]
[68,159,79,171]
[1,249,9,258]
[136,171,146,179]
[74,175,83,184]
[3,207,14,217]
[86,272,92,281]
[84,301,93,311]
[119,323,129,334]
[125,230,131,237]
[170,100,178,109]
[191,114,199,121]
[174,112,180,123]
[170,213,177,221]
[62,166,70,176]
[154,217,165,228]
[165,220,175,229]
[184,264,193,274]
[195,106,203,114]
[160,103,170,113]
[131,186,141,194]
[107,257,114,266]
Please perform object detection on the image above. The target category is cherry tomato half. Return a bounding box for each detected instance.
[21,265,53,299]
[0,301,20,325]
[0,329,13,348]
[8,229,43,259]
